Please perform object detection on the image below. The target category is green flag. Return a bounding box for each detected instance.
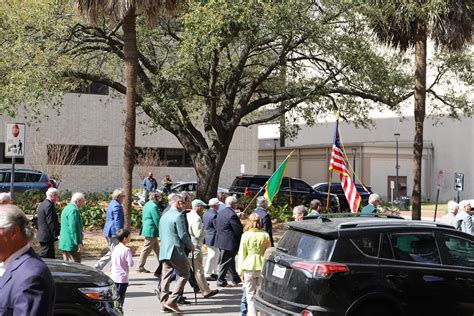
[264,152,293,206]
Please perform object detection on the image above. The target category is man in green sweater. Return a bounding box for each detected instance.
[137,191,161,273]
[361,193,380,216]
[59,192,86,263]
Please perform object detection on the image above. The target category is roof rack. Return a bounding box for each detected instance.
[305,212,404,221]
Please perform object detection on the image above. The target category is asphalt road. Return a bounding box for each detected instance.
[82,256,242,316]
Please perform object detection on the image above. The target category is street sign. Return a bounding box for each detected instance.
[5,123,26,158]
[436,170,445,189]
[454,172,464,192]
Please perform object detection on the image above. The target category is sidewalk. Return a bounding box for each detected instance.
[399,209,443,221]
[81,255,242,316]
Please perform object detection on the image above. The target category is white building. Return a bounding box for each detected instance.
[259,115,473,202]
[0,91,258,192]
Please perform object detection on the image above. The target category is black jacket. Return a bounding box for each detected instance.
[215,207,243,252]
[255,207,274,247]
[36,199,60,243]
[203,208,218,247]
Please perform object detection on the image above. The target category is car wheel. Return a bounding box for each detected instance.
[352,303,398,316]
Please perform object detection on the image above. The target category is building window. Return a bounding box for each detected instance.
[47,145,108,166]
[73,82,109,95]
[0,143,24,164]
[135,147,192,167]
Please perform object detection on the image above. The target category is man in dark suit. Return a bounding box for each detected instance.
[0,205,55,315]
[36,188,60,259]
[255,196,274,247]
[95,188,125,271]
[203,198,220,280]
[215,196,243,287]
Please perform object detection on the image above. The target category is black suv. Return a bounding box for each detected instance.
[229,175,339,209]
[46,260,122,315]
[313,183,372,211]
[256,217,474,316]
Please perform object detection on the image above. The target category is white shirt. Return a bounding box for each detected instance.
[0,243,30,277]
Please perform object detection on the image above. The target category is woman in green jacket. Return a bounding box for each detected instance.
[238,212,271,316]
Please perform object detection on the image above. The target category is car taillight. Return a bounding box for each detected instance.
[291,261,349,278]
[301,310,313,316]
[46,181,52,188]
[243,188,252,196]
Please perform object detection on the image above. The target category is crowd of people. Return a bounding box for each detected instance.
[0,181,473,315]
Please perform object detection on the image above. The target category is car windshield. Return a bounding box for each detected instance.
[278,230,335,261]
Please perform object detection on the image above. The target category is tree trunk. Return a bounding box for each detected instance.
[122,8,138,229]
[411,26,427,221]
[194,148,229,202]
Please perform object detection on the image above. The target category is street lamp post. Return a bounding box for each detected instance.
[351,147,357,183]
[273,138,278,172]
[394,133,400,202]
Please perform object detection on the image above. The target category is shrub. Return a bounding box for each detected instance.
[14,190,45,215]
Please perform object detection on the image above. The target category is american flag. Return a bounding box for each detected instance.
[329,118,361,213]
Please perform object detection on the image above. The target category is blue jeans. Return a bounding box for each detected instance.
[115,283,128,307]
[240,287,247,316]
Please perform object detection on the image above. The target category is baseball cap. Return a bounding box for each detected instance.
[208,198,219,206]
[192,199,207,208]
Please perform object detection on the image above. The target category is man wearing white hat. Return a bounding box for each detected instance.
[203,198,220,281]
[187,199,219,298]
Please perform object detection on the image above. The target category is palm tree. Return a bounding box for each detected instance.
[76,0,180,228]
[368,0,472,220]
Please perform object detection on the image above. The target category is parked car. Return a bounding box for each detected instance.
[167,181,229,194]
[229,175,339,209]
[0,169,56,193]
[256,216,474,316]
[313,182,372,211]
[46,259,122,316]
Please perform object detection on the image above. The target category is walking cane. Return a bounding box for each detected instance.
[191,252,198,305]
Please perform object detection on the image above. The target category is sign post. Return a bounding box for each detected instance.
[454,172,464,203]
[433,170,444,221]
[5,123,26,201]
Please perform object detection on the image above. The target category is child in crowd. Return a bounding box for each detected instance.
[110,229,134,308]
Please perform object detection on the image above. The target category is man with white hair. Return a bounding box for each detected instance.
[0,205,55,315]
[361,193,381,215]
[36,188,60,258]
[137,191,161,273]
[203,198,220,280]
[292,205,307,221]
[439,200,459,227]
[0,192,11,204]
[59,192,86,263]
[255,196,274,246]
[95,188,125,271]
[215,196,243,287]
[456,200,473,235]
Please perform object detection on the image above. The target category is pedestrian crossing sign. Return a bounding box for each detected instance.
[5,123,26,158]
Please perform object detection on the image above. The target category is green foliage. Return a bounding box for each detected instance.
[85,191,112,202]
[267,204,293,223]
[14,190,45,214]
